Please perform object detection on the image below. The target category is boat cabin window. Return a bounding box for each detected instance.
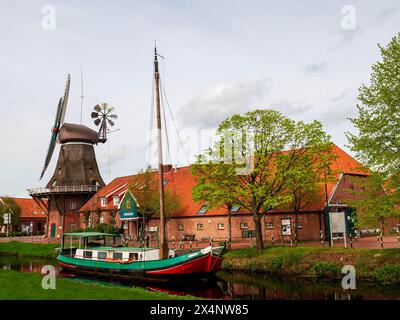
[113,252,123,260]
[83,251,93,259]
[97,252,107,260]
[129,253,138,260]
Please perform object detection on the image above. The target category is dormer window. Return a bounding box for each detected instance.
[197,205,208,215]
[101,197,107,207]
[231,205,241,213]
[113,196,119,206]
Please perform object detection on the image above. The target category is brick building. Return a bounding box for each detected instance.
[79,144,395,242]
[0,197,47,235]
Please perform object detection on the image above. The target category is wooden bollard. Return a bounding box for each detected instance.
[271,234,275,246]
[189,241,192,252]
[380,234,384,249]
[320,230,324,246]
[172,236,175,250]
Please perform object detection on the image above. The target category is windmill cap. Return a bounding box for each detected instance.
[59,123,99,144]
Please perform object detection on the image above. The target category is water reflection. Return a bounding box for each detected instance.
[1,255,399,300]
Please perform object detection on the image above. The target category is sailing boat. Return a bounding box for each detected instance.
[56,46,224,281]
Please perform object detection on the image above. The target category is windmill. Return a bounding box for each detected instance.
[29,74,112,238]
[40,74,70,180]
[91,103,118,143]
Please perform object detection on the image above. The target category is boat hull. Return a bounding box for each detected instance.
[57,249,223,282]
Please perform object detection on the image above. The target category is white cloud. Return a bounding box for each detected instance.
[179,79,271,129]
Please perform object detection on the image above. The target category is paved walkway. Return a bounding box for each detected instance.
[1,235,399,249]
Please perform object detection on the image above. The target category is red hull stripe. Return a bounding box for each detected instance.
[147,253,222,275]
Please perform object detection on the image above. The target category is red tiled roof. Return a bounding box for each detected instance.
[79,175,135,212]
[79,144,368,217]
[0,197,47,219]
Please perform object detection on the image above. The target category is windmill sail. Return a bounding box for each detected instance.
[59,74,71,124]
[39,74,71,180]
[91,103,118,143]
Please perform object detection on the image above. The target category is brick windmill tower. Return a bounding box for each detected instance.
[29,75,118,238]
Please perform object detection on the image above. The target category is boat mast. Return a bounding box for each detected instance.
[154,45,168,259]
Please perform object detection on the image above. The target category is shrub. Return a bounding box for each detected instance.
[312,262,341,278]
[269,257,283,271]
[72,224,122,235]
[375,265,400,284]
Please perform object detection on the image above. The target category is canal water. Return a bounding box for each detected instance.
[1,255,399,300]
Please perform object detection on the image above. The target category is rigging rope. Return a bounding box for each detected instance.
[160,78,191,166]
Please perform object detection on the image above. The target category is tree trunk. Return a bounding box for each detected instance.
[254,214,264,253]
[228,208,232,249]
[380,216,385,235]
[294,208,299,244]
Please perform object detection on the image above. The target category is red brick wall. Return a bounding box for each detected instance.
[47,195,90,238]
[146,214,267,242]
[264,212,323,241]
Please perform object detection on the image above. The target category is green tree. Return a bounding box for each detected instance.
[347,172,400,232]
[0,197,22,232]
[347,33,400,227]
[191,158,238,248]
[129,167,182,219]
[281,145,337,243]
[194,109,332,252]
[347,33,400,176]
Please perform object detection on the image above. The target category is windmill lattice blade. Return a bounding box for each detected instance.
[107,119,115,126]
[94,104,101,112]
[94,118,102,126]
[54,98,63,126]
[59,74,71,124]
[40,131,57,179]
[91,112,99,119]
[108,114,118,119]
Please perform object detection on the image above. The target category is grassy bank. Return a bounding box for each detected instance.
[222,246,400,285]
[0,269,195,300]
[0,242,59,258]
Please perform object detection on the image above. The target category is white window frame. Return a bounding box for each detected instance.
[240,222,248,229]
[113,196,119,206]
[101,197,107,207]
[178,223,184,231]
[70,201,77,210]
[217,223,225,230]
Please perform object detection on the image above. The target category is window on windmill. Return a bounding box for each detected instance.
[231,205,241,213]
[70,202,76,210]
[217,223,225,230]
[163,179,169,186]
[197,205,209,215]
[101,197,107,207]
[197,223,204,230]
[266,222,274,229]
[178,223,184,231]
[99,215,104,224]
[113,196,119,206]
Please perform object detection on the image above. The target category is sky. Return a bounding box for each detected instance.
[0,0,399,197]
